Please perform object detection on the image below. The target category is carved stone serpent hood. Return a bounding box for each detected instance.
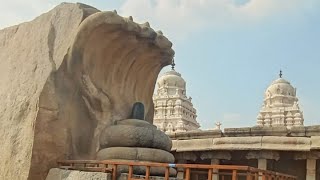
[68,9,174,124]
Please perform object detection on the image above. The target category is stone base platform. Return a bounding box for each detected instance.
[46,168,180,180]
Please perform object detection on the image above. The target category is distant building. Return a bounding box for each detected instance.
[153,62,200,133]
[166,71,319,180]
[257,71,304,128]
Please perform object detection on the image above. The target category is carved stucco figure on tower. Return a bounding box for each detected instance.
[153,61,200,133]
[257,71,304,129]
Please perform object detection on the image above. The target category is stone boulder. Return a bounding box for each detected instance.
[0,3,174,180]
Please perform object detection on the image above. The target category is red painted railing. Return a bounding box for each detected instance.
[57,160,297,180]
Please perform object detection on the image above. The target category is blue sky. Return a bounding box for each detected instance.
[1,0,319,129]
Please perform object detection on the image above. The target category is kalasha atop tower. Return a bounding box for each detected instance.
[257,71,304,129]
[153,60,200,133]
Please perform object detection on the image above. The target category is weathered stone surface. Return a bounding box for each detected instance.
[305,125,320,136]
[96,147,175,163]
[171,140,178,151]
[173,138,214,152]
[172,136,313,152]
[261,136,310,151]
[245,151,280,160]
[172,137,263,152]
[115,119,157,128]
[172,152,198,161]
[224,127,251,137]
[99,125,172,151]
[199,151,231,160]
[290,126,306,137]
[0,3,174,180]
[46,168,110,180]
[212,137,262,150]
[153,130,173,151]
[168,130,222,140]
[250,126,288,136]
[310,136,320,150]
[293,151,320,160]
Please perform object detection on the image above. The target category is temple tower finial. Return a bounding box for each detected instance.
[279,70,283,78]
[171,58,175,70]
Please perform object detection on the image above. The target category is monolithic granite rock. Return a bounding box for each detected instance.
[0,3,174,180]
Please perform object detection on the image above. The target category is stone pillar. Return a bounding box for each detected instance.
[177,159,187,179]
[258,159,267,180]
[199,151,231,180]
[211,159,220,180]
[306,159,316,180]
[258,159,267,170]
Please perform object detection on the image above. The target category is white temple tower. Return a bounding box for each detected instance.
[153,60,200,133]
[257,71,304,129]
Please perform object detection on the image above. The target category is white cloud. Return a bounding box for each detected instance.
[119,0,320,40]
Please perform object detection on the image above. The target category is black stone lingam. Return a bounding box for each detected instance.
[131,102,144,120]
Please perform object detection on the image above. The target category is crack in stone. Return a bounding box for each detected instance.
[47,22,57,71]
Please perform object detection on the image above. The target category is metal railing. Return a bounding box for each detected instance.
[57,160,297,180]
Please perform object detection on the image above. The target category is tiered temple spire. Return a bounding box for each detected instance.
[256,72,304,128]
[153,60,200,133]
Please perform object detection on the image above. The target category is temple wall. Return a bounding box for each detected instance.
[317,160,320,180]
[268,159,306,180]
[173,150,319,180]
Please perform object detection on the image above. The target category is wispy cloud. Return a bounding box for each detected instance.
[119,0,320,39]
[1,0,318,36]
